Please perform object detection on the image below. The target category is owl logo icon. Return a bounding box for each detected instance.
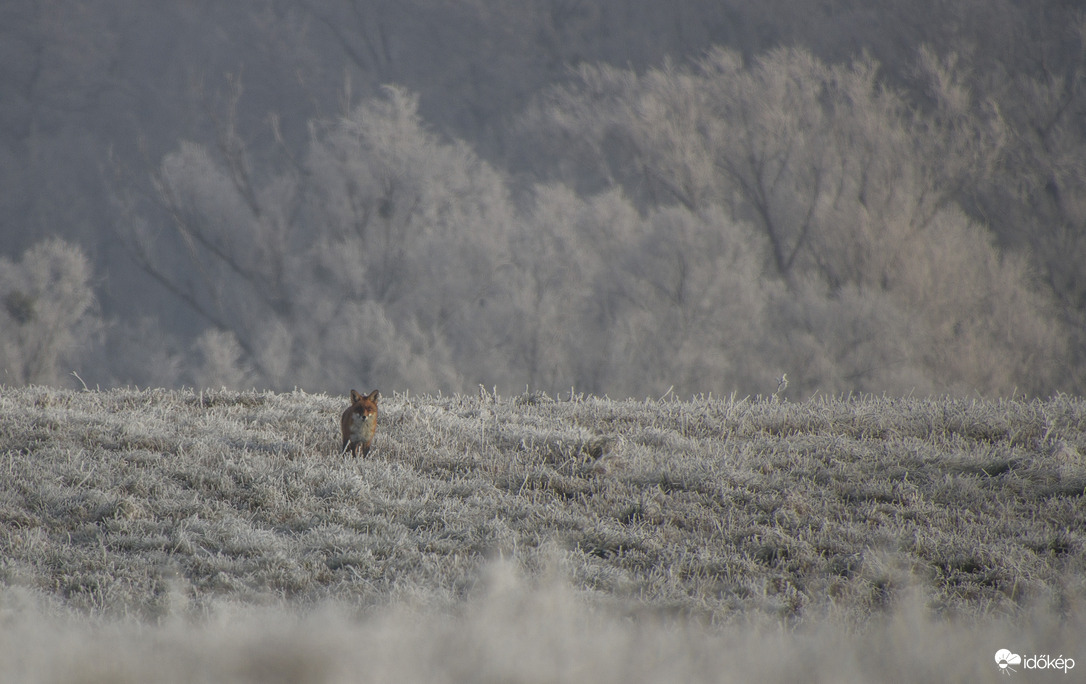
[995,649,1022,675]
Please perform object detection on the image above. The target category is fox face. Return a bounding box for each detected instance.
[340,389,379,456]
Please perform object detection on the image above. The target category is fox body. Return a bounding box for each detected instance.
[340,389,379,456]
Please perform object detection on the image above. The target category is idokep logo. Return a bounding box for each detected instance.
[995,648,1075,675]
[996,649,1022,674]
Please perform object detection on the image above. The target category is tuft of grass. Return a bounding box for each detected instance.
[0,386,1084,681]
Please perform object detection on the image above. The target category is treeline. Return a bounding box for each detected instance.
[1,1,1083,397]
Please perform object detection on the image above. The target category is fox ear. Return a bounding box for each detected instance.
[367,389,380,403]
[350,389,361,402]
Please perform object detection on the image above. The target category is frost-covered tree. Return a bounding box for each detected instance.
[116,43,1073,398]
[0,239,98,386]
[523,47,1067,396]
[123,86,520,393]
[508,184,782,398]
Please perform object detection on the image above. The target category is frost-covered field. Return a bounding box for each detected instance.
[1,386,1084,682]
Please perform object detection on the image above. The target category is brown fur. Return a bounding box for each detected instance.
[340,389,379,456]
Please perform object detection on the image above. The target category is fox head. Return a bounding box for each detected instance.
[349,389,379,415]
[341,389,379,456]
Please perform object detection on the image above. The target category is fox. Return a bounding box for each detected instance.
[340,389,379,456]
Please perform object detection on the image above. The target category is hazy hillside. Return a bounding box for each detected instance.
[1,386,1083,681]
